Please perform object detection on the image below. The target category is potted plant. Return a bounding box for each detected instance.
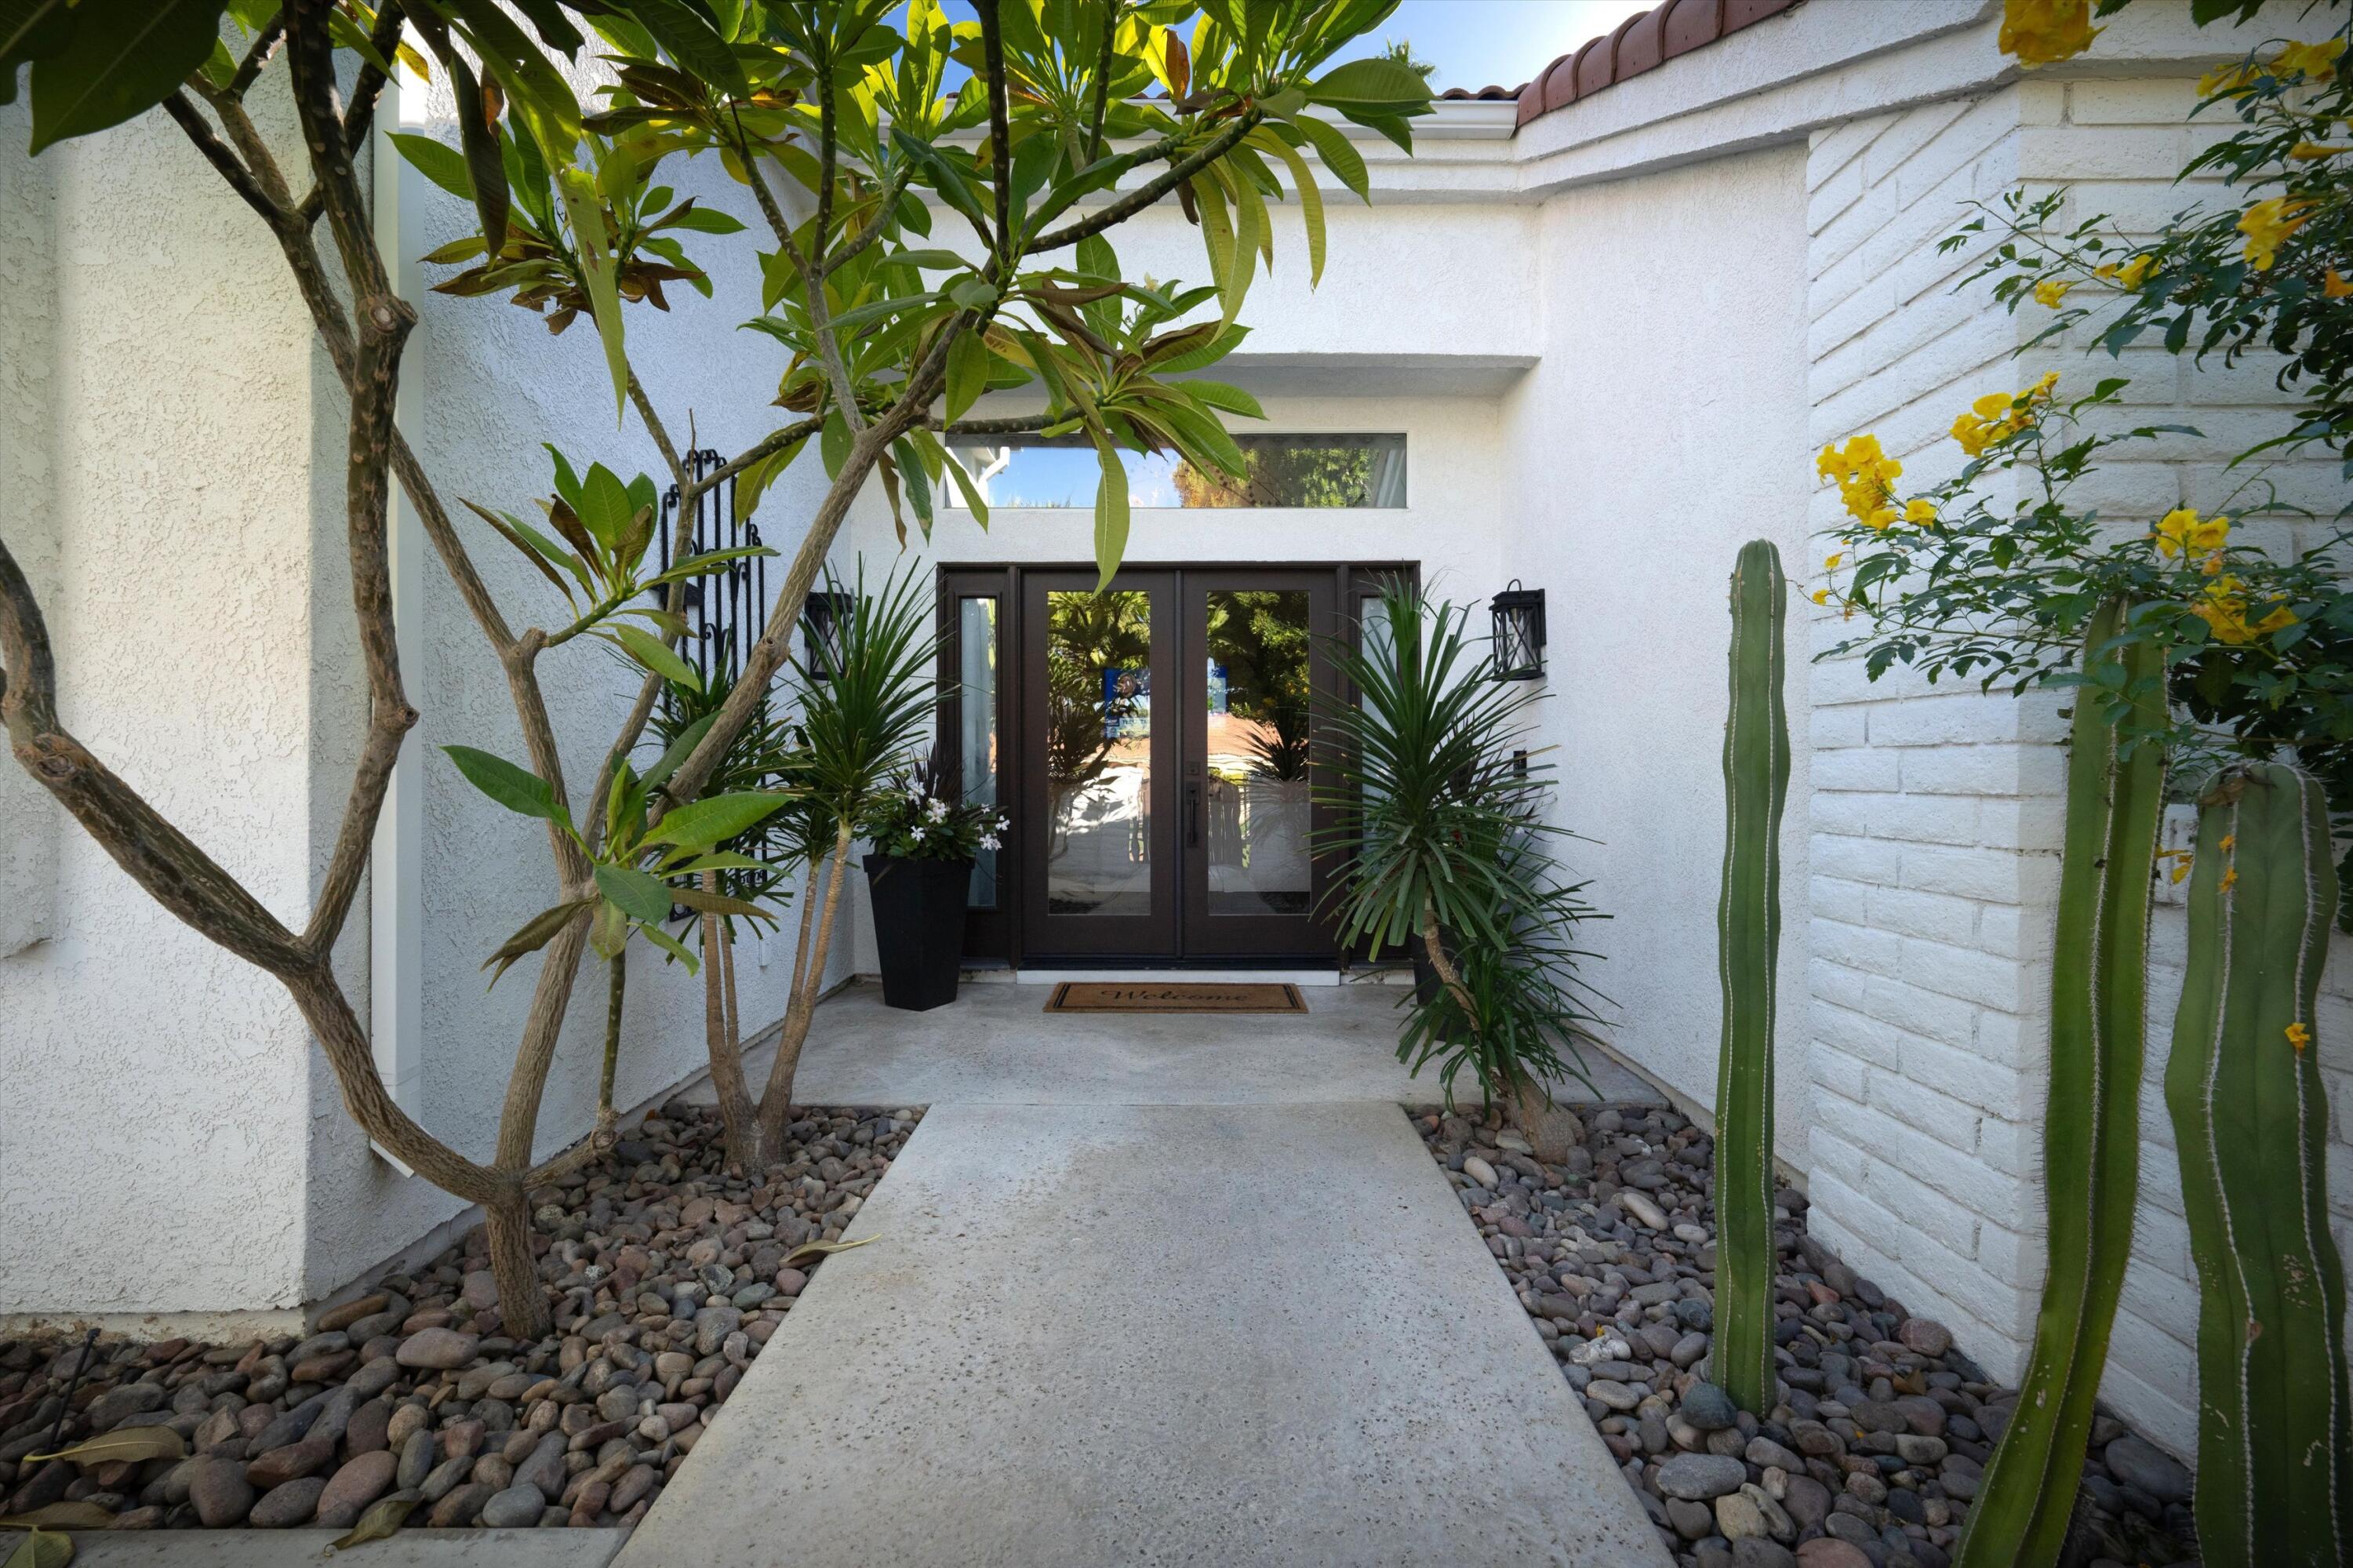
[860,759,1008,1011]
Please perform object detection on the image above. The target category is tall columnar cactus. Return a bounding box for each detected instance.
[2164,763,2351,1568]
[1956,596,2166,1568]
[1714,538,1788,1416]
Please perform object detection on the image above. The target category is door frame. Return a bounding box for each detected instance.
[935,560,1418,969]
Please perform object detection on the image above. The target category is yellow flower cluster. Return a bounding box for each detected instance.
[2239,197,2315,270]
[2190,573,2298,645]
[2033,277,2075,307]
[2152,505,2231,565]
[2274,37,2346,82]
[2289,1021,2313,1053]
[1817,434,1905,529]
[2198,61,2260,97]
[2093,253,2154,289]
[1951,373,2060,457]
[1999,0,2098,66]
[2330,267,2353,299]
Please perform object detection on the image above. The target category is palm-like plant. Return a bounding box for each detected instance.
[1315,579,1605,1119]
[646,646,807,1170]
[717,563,936,1165]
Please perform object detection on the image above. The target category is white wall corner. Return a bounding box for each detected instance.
[0,97,60,959]
[365,50,430,1163]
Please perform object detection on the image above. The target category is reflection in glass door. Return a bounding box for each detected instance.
[961,565,1368,964]
[1019,572,1178,956]
[1182,571,1336,955]
[1045,588,1154,916]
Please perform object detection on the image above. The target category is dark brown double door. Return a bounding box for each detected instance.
[940,565,1361,966]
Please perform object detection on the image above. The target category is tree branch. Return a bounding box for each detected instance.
[226,10,288,103]
[978,0,1013,254]
[179,49,582,891]
[161,91,283,229]
[0,533,312,974]
[629,373,693,500]
[818,161,915,280]
[1084,0,1117,165]
[287,0,422,957]
[689,417,824,507]
[730,108,867,434]
[814,61,837,258]
[1027,110,1261,256]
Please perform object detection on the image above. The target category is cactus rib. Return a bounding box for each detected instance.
[2164,763,2351,1568]
[1954,596,2166,1568]
[1713,539,1789,1416]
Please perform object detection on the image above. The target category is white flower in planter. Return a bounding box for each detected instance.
[980,835,1000,850]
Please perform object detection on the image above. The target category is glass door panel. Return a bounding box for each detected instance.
[1201,589,1313,916]
[1018,571,1178,956]
[1181,570,1337,956]
[957,595,1001,909]
[1044,588,1154,915]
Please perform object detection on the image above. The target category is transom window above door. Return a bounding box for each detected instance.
[943,434,1407,509]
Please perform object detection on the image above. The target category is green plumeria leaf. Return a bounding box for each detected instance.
[594,862,675,923]
[444,745,565,824]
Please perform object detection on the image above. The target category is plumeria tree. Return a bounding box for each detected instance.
[0,0,1431,1331]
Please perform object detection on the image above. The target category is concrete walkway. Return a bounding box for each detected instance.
[619,1097,1670,1567]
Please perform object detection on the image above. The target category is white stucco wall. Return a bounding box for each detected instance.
[0,96,59,959]
[0,83,329,1315]
[1500,144,1814,1160]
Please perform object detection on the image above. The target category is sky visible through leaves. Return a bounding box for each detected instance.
[912,1,1653,94]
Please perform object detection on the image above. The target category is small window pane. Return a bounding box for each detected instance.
[958,597,1000,910]
[946,435,1405,509]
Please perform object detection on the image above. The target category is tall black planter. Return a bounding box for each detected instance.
[862,853,971,1011]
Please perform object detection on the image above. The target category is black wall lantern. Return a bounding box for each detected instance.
[801,589,855,680]
[1489,580,1546,681]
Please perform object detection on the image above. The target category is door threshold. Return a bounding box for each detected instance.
[1013,966,1344,988]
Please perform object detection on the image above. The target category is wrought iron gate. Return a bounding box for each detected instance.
[654,447,764,685]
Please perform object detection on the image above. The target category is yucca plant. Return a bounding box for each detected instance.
[1315,578,1604,1125]
[646,645,806,1172]
[698,562,935,1168]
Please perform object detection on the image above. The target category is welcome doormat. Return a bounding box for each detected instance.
[1044,981,1308,1014]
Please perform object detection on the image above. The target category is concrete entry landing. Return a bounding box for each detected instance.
[619,1101,1671,1568]
[704,977,1662,1107]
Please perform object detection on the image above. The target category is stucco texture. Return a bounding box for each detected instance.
[1501,144,1815,1164]
[0,82,329,1314]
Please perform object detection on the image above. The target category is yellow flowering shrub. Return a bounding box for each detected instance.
[1998,0,2098,67]
[1817,434,1904,529]
[1816,374,2330,779]
[1846,3,2353,926]
[2238,196,2315,269]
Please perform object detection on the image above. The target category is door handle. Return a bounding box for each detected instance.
[1185,781,1201,848]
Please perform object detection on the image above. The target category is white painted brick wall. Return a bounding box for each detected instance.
[1802,68,2350,1458]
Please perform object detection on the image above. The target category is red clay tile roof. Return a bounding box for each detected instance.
[1430,0,1802,130]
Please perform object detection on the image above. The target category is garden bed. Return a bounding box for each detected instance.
[0,1103,921,1534]
[1416,1104,2196,1568]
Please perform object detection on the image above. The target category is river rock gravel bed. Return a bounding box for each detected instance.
[0,1103,919,1533]
[1417,1103,2198,1568]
